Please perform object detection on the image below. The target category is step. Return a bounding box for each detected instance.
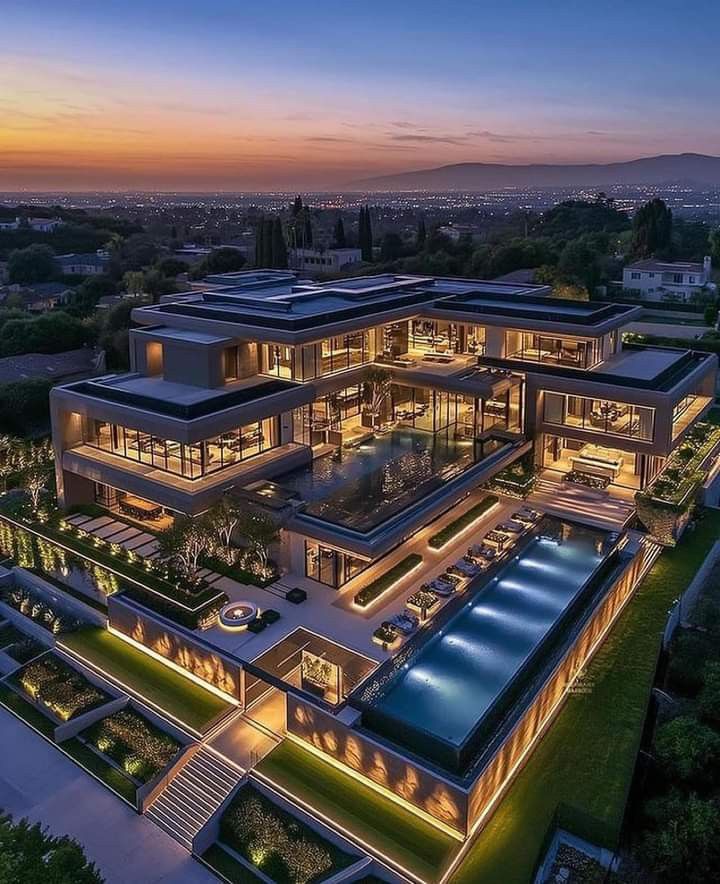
[191,752,239,783]
[180,764,236,796]
[150,796,206,830]
[147,804,196,840]
[165,780,218,815]
[188,756,238,788]
[147,812,193,849]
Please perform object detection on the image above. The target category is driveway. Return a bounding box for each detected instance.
[0,708,215,884]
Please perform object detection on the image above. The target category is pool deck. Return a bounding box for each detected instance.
[198,491,518,666]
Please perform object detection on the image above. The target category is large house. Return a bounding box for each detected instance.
[289,246,362,274]
[50,269,715,580]
[57,250,109,276]
[30,270,720,852]
[623,255,715,302]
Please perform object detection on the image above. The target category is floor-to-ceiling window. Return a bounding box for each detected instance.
[89,417,279,480]
[542,392,655,441]
[304,540,369,588]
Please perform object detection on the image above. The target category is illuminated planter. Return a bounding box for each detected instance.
[219,601,258,629]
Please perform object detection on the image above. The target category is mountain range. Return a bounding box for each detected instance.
[354,153,720,192]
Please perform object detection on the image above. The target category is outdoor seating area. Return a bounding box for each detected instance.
[373,506,541,648]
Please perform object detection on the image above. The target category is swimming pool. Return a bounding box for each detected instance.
[277,428,505,533]
[361,522,614,771]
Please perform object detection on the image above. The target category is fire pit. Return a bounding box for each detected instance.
[219,601,258,629]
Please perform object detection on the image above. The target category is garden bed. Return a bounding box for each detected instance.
[202,843,263,883]
[12,652,111,722]
[428,495,498,549]
[353,554,422,608]
[83,707,181,784]
[220,784,355,884]
[1,584,80,635]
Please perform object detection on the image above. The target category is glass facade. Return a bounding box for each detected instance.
[259,343,293,378]
[391,384,522,435]
[304,540,369,588]
[543,392,655,441]
[505,331,600,367]
[298,331,373,380]
[89,417,279,480]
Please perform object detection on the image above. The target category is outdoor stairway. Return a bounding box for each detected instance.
[529,477,636,531]
[146,745,242,850]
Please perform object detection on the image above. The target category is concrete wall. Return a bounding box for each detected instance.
[108,595,242,701]
[286,694,469,835]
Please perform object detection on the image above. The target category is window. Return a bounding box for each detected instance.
[304,541,369,588]
[88,417,279,480]
[631,272,641,280]
[542,393,654,441]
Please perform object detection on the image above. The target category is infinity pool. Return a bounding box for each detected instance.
[278,428,505,533]
[363,524,611,769]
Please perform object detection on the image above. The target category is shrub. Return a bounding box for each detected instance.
[428,495,498,549]
[84,708,180,783]
[654,715,720,785]
[698,662,720,724]
[16,654,109,721]
[353,553,422,608]
[666,631,715,696]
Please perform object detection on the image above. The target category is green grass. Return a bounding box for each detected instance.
[0,681,55,737]
[0,622,25,649]
[256,740,456,881]
[428,495,498,549]
[353,553,423,608]
[202,844,263,883]
[58,627,230,732]
[450,509,720,884]
[62,737,138,804]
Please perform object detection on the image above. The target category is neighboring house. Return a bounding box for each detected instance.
[623,256,716,302]
[437,224,478,242]
[290,247,362,274]
[1,281,73,313]
[0,216,63,232]
[0,346,105,386]
[57,251,109,276]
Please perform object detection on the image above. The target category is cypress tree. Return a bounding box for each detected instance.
[361,205,373,262]
[272,216,288,269]
[261,218,274,267]
[292,195,303,217]
[416,215,426,250]
[333,216,346,249]
[255,219,265,266]
[304,213,313,248]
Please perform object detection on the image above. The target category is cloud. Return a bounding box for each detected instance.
[390,134,466,145]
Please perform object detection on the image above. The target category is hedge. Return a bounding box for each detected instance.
[428,495,499,550]
[353,553,422,608]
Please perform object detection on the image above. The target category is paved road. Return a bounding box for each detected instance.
[0,707,216,884]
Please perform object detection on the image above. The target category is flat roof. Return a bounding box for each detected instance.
[64,374,299,420]
[592,347,681,380]
[134,326,231,345]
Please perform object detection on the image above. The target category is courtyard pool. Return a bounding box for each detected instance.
[361,522,615,771]
[277,428,505,533]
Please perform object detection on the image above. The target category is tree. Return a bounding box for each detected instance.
[416,216,427,250]
[65,275,117,317]
[206,496,243,564]
[156,257,189,277]
[380,232,404,263]
[157,516,210,586]
[699,661,720,723]
[361,366,392,429]
[641,791,720,884]
[0,379,53,435]
[709,227,720,265]
[0,312,92,358]
[122,271,146,297]
[654,715,720,784]
[303,213,313,248]
[291,195,303,217]
[358,206,373,262]
[333,216,346,248]
[237,510,279,578]
[631,198,673,259]
[8,244,58,284]
[0,811,103,884]
[22,462,52,513]
[271,217,287,269]
[202,247,246,275]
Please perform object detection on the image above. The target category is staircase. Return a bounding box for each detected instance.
[529,476,636,531]
[146,745,242,850]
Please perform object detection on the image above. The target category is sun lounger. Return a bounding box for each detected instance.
[498,519,524,533]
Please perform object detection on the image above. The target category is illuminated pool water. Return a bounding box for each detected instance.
[364,526,610,768]
[278,428,505,533]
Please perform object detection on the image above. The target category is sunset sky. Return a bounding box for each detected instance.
[2,0,719,191]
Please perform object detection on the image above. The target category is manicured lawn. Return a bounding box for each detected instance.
[202,844,262,883]
[59,628,230,732]
[450,510,720,884]
[256,739,456,882]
